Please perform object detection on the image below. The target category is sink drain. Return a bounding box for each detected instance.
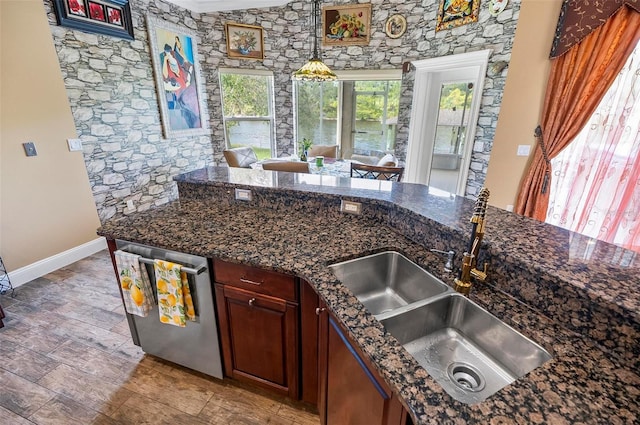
[447,363,486,392]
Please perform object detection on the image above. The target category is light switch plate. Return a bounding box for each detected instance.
[517,145,531,156]
[23,142,37,157]
[67,138,83,151]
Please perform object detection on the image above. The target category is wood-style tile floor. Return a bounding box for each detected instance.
[0,251,320,425]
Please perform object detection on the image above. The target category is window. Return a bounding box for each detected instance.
[296,80,339,146]
[546,39,640,252]
[219,68,275,160]
[294,70,402,158]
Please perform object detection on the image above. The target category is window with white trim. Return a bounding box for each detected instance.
[219,68,275,159]
[294,70,402,158]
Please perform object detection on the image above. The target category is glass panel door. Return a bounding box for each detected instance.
[430,81,474,193]
[404,50,490,195]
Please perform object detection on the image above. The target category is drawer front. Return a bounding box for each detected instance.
[213,259,297,302]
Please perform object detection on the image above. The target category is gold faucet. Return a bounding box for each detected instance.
[454,188,490,295]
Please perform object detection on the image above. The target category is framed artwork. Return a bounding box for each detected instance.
[51,0,134,40]
[225,23,265,60]
[385,14,407,39]
[436,0,480,32]
[147,16,209,139]
[322,4,372,46]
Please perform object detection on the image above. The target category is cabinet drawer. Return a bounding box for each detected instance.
[213,259,297,302]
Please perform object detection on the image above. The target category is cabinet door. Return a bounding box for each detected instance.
[215,283,299,399]
[318,304,405,425]
[300,280,320,407]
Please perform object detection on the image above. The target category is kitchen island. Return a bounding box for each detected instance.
[98,167,639,424]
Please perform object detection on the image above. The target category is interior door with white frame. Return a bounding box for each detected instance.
[405,50,491,195]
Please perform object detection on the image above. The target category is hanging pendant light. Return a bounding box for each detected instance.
[292,0,337,82]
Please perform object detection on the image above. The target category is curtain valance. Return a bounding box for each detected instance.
[550,0,640,58]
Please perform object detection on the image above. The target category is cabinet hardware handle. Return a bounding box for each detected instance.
[249,298,256,306]
[240,277,263,286]
[315,307,326,315]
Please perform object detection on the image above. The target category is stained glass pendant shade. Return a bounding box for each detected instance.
[292,0,337,81]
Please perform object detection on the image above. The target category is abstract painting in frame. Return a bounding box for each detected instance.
[436,0,480,32]
[225,23,265,60]
[322,4,372,46]
[147,16,209,139]
[52,0,134,40]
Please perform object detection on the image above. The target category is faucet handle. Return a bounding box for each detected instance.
[470,262,489,282]
[430,249,455,273]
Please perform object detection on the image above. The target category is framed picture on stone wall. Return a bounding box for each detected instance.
[147,16,209,139]
[225,23,265,60]
[52,0,134,40]
[436,0,480,32]
[322,4,372,46]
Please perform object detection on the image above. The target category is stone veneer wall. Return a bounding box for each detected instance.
[46,0,520,221]
[206,0,520,198]
[44,0,214,222]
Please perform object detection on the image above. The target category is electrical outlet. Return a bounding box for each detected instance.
[67,138,83,151]
[340,200,362,215]
[23,142,37,157]
[235,188,252,201]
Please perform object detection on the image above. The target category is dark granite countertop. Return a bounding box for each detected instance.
[98,167,639,425]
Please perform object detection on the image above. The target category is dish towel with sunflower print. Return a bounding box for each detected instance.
[114,250,155,317]
[153,260,196,327]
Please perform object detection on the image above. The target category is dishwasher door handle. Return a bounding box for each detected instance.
[137,256,206,275]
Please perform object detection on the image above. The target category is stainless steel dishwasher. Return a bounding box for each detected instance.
[115,239,223,379]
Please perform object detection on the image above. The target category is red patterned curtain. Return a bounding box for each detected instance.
[515,5,640,220]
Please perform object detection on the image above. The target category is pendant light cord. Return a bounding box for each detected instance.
[312,0,320,60]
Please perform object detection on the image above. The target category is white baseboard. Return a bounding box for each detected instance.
[8,237,108,288]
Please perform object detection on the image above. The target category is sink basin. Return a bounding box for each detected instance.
[380,293,552,404]
[329,251,450,316]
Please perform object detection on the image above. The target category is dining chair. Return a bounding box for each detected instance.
[223,147,258,168]
[350,162,404,182]
[308,145,339,158]
[376,153,398,166]
[349,154,379,165]
[349,153,397,166]
[262,161,310,173]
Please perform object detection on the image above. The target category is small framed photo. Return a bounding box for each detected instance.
[147,16,209,138]
[225,23,265,60]
[436,0,480,32]
[51,0,134,40]
[384,14,407,39]
[322,4,372,46]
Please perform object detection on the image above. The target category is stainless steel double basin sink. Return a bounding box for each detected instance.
[329,251,552,405]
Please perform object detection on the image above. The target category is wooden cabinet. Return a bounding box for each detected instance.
[300,279,320,406]
[214,259,299,399]
[318,302,407,425]
[213,260,408,422]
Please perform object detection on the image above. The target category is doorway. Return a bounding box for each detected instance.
[404,50,491,195]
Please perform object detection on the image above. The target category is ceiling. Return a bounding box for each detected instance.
[163,0,291,12]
